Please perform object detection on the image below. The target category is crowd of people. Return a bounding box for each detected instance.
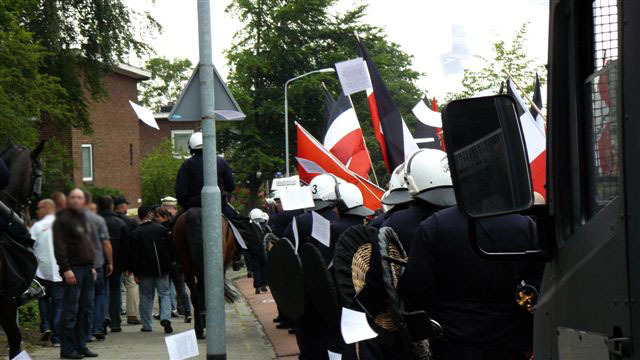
[30,190,191,359]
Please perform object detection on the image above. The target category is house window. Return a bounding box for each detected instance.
[172,130,194,158]
[81,144,93,181]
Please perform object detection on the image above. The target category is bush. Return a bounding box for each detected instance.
[18,300,40,329]
[84,185,123,201]
[140,139,183,206]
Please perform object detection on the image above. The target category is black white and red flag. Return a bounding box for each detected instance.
[507,79,547,199]
[322,92,371,178]
[412,96,444,150]
[357,39,418,174]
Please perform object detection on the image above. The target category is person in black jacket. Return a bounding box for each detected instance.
[113,196,141,325]
[174,132,236,219]
[96,196,130,333]
[398,207,544,360]
[130,206,173,334]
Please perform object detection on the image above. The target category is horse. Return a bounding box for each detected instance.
[0,139,45,358]
[172,210,237,339]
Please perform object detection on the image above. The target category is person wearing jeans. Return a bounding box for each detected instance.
[130,206,173,334]
[97,196,130,332]
[31,199,63,346]
[53,189,98,359]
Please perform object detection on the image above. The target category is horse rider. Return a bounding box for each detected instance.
[398,206,544,360]
[382,149,456,253]
[369,163,413,229]
[174,131,237,219]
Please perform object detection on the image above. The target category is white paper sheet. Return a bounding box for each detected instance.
[226,219,248,250]
[12,351,32,360]
[340,307,378,344]
[311,211,331,247]
[164,329,200,360]
[335,58,372,96]
[328,350,342,360]
[280,187,314,211]
[129,101,159,130]
[292,217,299,254]
[271,175,300,191]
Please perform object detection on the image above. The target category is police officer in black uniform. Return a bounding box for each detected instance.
[331,182,374,236]
[398,206,543,359]
[281,174,342,359]
[266,191,303,238]
[174,132,236,219]
[382,149,456,252]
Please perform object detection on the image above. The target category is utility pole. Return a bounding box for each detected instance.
[197,0,226,358]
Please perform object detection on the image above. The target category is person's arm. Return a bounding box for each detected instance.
[223,160,235,193]
[0,158,9,190]
[175,161,190,208]
[53,217,75,285]
[398,218,438,312]
[102,239,113,276]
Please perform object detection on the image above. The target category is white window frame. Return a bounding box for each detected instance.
[171,129,194,158]
[81,144,94,182]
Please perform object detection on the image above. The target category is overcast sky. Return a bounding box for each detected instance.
[127,0,549,101]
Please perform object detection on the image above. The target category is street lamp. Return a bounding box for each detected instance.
[284,68,336,177]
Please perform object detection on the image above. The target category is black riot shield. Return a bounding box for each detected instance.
[301,242,340,333]
[265,237,304,321]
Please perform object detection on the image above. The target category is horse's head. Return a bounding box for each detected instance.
[0,139,46,216]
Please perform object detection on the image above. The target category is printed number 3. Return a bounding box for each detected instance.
[311,184,318,194]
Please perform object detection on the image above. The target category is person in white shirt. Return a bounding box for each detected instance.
[31,199,63,347]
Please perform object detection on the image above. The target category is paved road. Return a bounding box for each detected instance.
[28,276,276,360]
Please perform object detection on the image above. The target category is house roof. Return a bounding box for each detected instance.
[114,63,151,80]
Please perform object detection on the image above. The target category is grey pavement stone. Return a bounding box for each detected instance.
[28,279,276,360]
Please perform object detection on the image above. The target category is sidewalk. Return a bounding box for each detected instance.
[233,276,300,360]
[27,276,276,360]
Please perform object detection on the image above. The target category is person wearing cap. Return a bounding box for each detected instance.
[382,149,457,252]
[369,164,413,229]
[174,132,236,219]
[113,195,141,325]
[129,206,174,334]
[160,196,178,217]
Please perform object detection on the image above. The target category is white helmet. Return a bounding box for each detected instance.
[188,132,203,150]
[261,212,269,222]
[381,191,394,213]
[382,163,412,206]
[405,149,456,207]
[335,182,374,217]
[310,174,342,210]
[249,208,266,223]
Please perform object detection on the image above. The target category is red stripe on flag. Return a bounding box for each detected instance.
[367,92,390,173]
[329,129,370,178]
[530,151,546,199]
[297,122,384,211]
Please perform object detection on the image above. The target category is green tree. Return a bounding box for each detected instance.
[223,0,422,209]
[140,140,183,206]
[140,57,193,112]
[447,22,546,101]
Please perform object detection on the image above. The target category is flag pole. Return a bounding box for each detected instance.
[503,70,547,122]
[347,94,380,186]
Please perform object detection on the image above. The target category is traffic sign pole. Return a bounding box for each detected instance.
[196,0,226,358]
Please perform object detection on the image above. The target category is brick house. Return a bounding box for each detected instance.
[42,64,203,205]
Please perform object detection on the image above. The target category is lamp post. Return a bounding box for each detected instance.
[284,68,335,177]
